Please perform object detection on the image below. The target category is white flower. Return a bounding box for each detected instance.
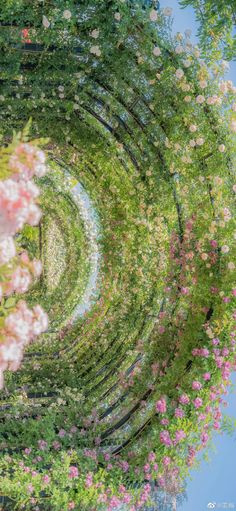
[91,29,99,39]
[114,12,121,21]
[183,59,191,68]
[196,137,204,146]
[221,60,230,71]
[150,9,158,21]
[63,10,72,20]
[189,124,197,133]
[221,245,229,253]
[175,45,184,54]
[219,81,228,94]
[184,95,192,103]
[196,95,205,104]
[218,144,226,153]
[153,46,161,57]
[199,80,207,89]
[175,69,184,79]
[42,15,50,28]
[228,262,235,270]
[230,120,236,132]
[163,7,173,16]
[90,45,101,57]
[189,140,196,147]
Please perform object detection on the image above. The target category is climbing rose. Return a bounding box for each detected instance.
[0,237,16,265]
[155,397,167,413]
[68,466,79,479]
[160,430,172,446]
[193,397,203,409]
[192,381,202,390]
[179,394,190,405]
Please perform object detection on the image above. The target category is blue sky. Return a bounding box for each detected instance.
[160,0,236,82]
[159,1,236,510]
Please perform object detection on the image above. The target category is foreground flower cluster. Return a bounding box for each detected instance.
[0,136,48,387]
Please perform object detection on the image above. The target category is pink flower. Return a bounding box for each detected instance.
[68,503,75,510]
[201,432,209,445]
[200,348,209,357]
[9,143,47,180]
[160,430,172,446]
[68,466,79,479]
[85,473,93,487]
[163,456,171,466]
[24,448,32,455]
[192,381,202,390]
[203,372,211,381]
[58,428,66,438]
[174,430,186,443]
[156,397,167,413]
[109,496,121,508]
[198,413,206,421]
[0,179,41,238]
[179,394,190,405]
[52,441,61,450]
[8,266,32,294]
[193,397,203,409]
[148,451,156,462]
[42,475,50,484]
[181,286,189,295]
[174,407,185,418]
[196,95,205,104]
[38,440,47,450]
[160,418,169,425]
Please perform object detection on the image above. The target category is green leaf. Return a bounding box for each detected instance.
[4,297,17,309]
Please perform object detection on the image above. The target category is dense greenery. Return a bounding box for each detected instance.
[180,0,236,60]
[0,1,235,510]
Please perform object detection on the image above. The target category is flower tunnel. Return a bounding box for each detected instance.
[0,1,235,510]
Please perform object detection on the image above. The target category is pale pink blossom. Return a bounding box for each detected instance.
[0,236,16,265]
[153,46,161,57]
[175,69,184,79]
[149,9,158,21]
[9,143,47,180]
[196,95,205,104]
[7,266,32,294]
